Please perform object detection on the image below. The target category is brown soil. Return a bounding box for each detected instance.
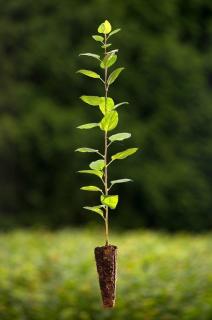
[94,245,117,308]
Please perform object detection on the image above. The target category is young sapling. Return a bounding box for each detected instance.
[76,20,138,308]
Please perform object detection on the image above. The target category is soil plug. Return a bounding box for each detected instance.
[95,245,117,308]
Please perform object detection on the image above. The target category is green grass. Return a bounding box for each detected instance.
[0,229,211,320]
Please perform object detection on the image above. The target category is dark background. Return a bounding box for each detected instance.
[0,0,211,231]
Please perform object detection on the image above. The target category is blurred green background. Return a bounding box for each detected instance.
[0,0,212,231]
[0,1,212,319]
[0,230,211,320]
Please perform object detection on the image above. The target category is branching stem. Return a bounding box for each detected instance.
[97,151,104,158]
[106,159,113,167]
[107,184,113,192]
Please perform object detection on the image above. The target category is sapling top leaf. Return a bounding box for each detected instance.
[98,20,112,34]
[76,20,138,245]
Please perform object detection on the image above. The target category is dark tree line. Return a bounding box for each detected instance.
[0,0,211,230]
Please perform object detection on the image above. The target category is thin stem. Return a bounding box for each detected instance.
[103,33,109,246]
[107,184,113,192]
[106,159,114,167]
[104,131,109,245]
[100,176,105,185]
[107,141,113,148]
[97,151,104,158]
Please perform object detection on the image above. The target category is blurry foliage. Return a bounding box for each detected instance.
[0,0,212,230]
[0,230,211,319]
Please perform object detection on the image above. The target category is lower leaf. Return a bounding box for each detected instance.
[83,206,104,218]
[100,195,119,209]
[89,159,105,171]
[111,148,138,160]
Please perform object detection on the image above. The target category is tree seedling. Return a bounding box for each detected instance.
[76,20,138,308]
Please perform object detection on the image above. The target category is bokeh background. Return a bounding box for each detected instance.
[0,0,212,319]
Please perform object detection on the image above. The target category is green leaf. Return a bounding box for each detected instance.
[114,102,129,109]
[108,49,119,54]
[92,35,104,42]
[101,195,119,209]
[98,22,105,33]
[83,206,104,218]
[77,69,100,78]
[77,123,99,129]
[78,170,103,179]
[112,148,138,161]
[108,28,121,37]
[108,67,124,85]
[81,96,115,114]
[98,20,112,34]
[89,159,105,171]
[104,20,112,33]
[79,53,100,61]
[75,147,99,153]
[80,186,102,192]
[99,97,114,115]
[100,54,117,69]
[100,110,118,132]
[80,95,101,106]
[110,178,132,185]
[101,44,112,49]
[109,132,131,142]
